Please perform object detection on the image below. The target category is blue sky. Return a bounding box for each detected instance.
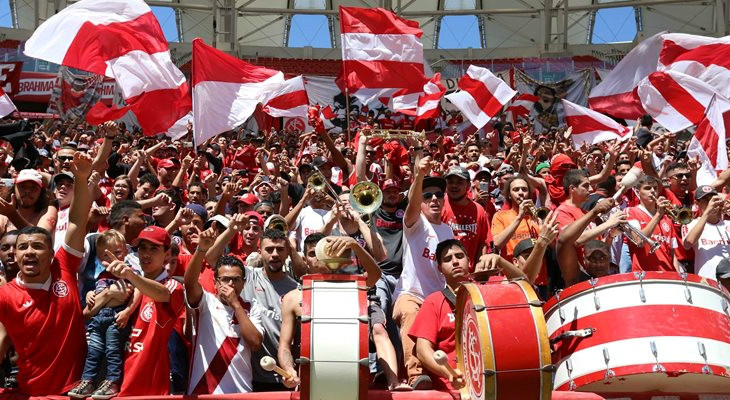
[0,3,637,47]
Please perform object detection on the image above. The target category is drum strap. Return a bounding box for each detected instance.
[441,286,457,306]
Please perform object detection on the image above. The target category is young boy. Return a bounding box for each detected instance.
[69,229,141,399]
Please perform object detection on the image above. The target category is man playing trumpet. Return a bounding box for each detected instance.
[682,186,730,279]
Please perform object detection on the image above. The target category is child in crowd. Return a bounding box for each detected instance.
[69,229,141,399]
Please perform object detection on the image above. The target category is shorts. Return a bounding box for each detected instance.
[368,301,386,332]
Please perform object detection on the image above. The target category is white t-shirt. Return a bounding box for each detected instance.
[53,206,70,253]
[290,206,331,251]
[684,219,730,279]
[187,291,265,394]
[394,213,454,301]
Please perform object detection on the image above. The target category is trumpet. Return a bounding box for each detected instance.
[650,195,693,225]
[361,129,426,141]
[265,214,288,233]
[600,207,661,253]
[308,169,343,205]
[526,204,550,221]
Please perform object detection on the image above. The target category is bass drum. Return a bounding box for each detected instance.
[544,272,730,395]
[456,278,553,400]
[299,274,369,400]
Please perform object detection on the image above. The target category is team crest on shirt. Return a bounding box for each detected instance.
[395,209,405,218]
[140,301,155,322]
[661,221,670,232]
[52,280,69,297]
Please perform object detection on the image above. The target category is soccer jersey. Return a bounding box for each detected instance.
[119,271,185,396]
[441,198,492,270]
[395,214,454,301]
[626,206,677,272]
[683,218,730,279]
[408,290,457,391]
[188,291,265,394]
[0,244,86,395]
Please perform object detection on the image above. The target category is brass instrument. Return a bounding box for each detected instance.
[308,169,343,205]
[650,195,692,225]
[526,204,550,221]
[265,214,288,233]
[362,129,426,141]
[349,181,383,215]
[600,207,661,253]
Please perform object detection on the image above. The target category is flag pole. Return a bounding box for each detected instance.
[339,6,352,146]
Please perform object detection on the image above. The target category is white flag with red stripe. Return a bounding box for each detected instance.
[0,87,16,118]
[444,65,517,130]
[392,73,445,120]
[262,75,309,118]
[506,93,537,124]
[588,31,665,119]
[659,33,730,99]
[562,99,632,147]
[637,70,730,132]
[192,38,284,145]
[339,6,427,105]
[24,0,191,136]
[688,95,729,185]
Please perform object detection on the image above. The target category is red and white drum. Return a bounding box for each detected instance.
[544,272,730,395]
[299,274,368,400]
[455,278,553,400]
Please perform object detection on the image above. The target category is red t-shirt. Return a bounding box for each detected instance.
[555,202,587,264]
[379,118,396,129]
[408,291,457,391]
[442,198,492,270]
[626,206,677,272]
[120,273,185,396]
[0,245,86,395]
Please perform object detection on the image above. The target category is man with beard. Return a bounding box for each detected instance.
[0,230,19,284]
[156,158,181,191]
[184,229,264,394]
[441,166,491,268]
[0,169,56,237]
[0,152,92,395]
[242,228,298,391]
[54,145,76,173]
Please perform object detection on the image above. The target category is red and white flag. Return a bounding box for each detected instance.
[688,95,729,185]
[506,93,537,124]
[339,6,427,105]
[192,38,284,145]
[24,0,191,136]
[659,33,730,99]
[392,73,445,120]
[444,65,517,130]
[562,99,632,147]
[588,31,665,119]
[262,75,309,118]
[0,87,16,118]
[637,70,730,132]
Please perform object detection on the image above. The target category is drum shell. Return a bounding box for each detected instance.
[544,272,730,394]
[300,274,369,400]
[456,279,553,400]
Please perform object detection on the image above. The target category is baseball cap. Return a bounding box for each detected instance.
[185,203,208,222]
[157,158,179,169]
[133,226,171,248]
[236,193,259,206]
[471,168,492,180]
[496,164,515,177]
[716,259,730,280]
[444,166,470,181]
[244,211,265,228]
[312,157,332,169]
[38,149,50,158]
[695,185,718,201]
[380,179,400,191]
[53,172,74,184]
[204,214,230,230]
[15,169,43,187]
[299,163,314,173]
[422,176,446,192]
[513,238,536,258]
[535,162,550,174]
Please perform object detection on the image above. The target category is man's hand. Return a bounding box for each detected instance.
[115,307,132,328]
[537,211,559,245]
[85,290,96,308]
[175,207,195,226]
[152,192,173,208]
[324,236,356,258]
[282,369,300,389]
[218,284,241,308]
[593,198,616,215]
[448,368,465,390]
[655,196,671,215]
[104,250,135,280]
[71,152,93,180]
[228,213,248,232]
[417,156,434,176]
[518,199,534,219]
[475,254,501,273]
[605,209,627,229]
[102,121,118,137]
[198,228,216,251]
[705,196,724,217]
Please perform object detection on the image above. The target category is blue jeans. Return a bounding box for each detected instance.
[82,307,130,383]
[619,242,632,273]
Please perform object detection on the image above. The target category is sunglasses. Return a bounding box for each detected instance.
[57,156,74,162]
[366,150,377,155]
[671,173,690,180]
[422,191,445,201]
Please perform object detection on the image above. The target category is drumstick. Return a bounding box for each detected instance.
[260,356,294,380]
[433,350,458,377]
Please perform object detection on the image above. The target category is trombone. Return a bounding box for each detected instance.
[600,207,661,253]
[349,181,383,226]
[308,168,343,205]
[361,129,426,141]
[650,195,692,225]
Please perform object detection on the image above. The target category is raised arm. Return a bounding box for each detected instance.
[67,152,94,253]
[105,250,170,302]
[404,157,432,228]
[184,228,216,307]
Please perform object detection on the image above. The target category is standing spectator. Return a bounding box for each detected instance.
[683,186,730,279]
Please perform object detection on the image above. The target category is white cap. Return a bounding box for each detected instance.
[204,214,230,229]
[15,169,43,187]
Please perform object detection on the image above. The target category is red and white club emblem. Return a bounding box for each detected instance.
[284,117,305,132]
[465,314,484,398]
[140,302,155,322]
[52,280,69,297]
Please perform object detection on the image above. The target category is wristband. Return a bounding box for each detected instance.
[195,246,207,253]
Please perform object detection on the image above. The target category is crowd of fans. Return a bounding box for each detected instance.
[0,107,729,397]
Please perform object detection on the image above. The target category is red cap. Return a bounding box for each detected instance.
[380,179,400,191]
[236,193,259,206]
[133,226,171,248]
[244,211,265,227]
[157,158,179,169]
[509,130,521,143]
